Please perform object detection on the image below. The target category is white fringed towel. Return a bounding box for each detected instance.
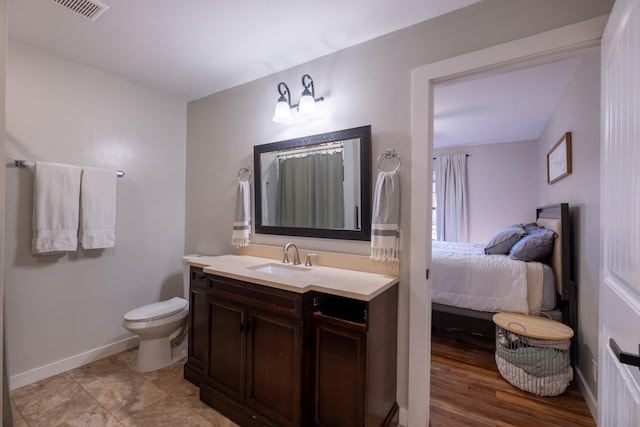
[32,161,82,254]
[371,170,400,262]
[232,180,251,248]
[80,166,117,249]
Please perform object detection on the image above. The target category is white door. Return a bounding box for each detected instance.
[599,0,640,424]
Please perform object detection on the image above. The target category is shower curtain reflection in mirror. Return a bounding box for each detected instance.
[255,125,370,240]
[276,152,345,228]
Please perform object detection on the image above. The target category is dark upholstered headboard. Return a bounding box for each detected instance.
[536,203,577,363]
[536,203,572,300]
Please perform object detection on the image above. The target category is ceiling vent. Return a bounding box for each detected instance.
[51,0,110,22]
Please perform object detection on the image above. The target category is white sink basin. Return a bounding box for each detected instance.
[248,263,311,276]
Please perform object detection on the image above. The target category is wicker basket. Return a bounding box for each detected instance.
[493,313,574,397]
[495,326,572,396]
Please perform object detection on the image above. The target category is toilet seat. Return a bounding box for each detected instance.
[124,297,188,322]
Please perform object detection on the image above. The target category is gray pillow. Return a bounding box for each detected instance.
[523,222,539,233]
[484,224,526,255]
[509,227,557,261]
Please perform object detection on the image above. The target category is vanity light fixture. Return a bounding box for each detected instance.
[272,74,325,123]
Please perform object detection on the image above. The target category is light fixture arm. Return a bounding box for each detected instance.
[277,82,291,107]
[299,74,324,104]
[302,74,315,99]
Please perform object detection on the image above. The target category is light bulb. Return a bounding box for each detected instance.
[272,101,292,123]
[298,94,315,115]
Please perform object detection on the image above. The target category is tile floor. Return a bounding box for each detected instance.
[10,349,239,427]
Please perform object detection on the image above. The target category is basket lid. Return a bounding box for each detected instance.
[492,312,573,340]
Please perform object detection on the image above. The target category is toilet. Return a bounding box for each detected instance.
[122,254,202,372]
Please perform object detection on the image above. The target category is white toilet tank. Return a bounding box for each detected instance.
[182,254,203,299]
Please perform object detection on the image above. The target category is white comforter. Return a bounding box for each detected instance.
[431,241,534,314]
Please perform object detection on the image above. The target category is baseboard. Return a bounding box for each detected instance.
[575,366,597,421]
[399,406,408,426]
[9,336,138,390]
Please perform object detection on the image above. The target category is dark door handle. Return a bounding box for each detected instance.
[610,338,640,370]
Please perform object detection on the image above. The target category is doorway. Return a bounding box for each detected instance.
[407,16,606,426]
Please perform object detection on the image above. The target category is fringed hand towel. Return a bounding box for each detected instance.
[32,161,82,254]
[232,180,251,247]
[80,166,117,249]
[371,170,401,262]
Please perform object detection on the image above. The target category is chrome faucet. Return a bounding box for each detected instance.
[283,243,301,265]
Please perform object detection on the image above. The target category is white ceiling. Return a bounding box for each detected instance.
[8,0,480,101]
[9,0,582,149]
[434,57,583,148]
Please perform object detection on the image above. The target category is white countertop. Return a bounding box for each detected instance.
[188,254,399,301]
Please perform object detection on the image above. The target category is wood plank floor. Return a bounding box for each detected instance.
[430,328,595,427]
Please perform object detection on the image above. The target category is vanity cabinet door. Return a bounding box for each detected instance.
[312,319,366,427]
[184,268,210,385]
[208,298,247,403]
[246,309,302,427]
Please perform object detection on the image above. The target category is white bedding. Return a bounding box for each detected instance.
[431,241,543,315]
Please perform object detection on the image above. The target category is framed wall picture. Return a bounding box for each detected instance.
[547,132,572,184]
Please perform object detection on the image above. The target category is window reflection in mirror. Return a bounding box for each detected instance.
[254,126,372,240]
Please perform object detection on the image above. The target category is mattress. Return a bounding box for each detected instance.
[431,241,554,315]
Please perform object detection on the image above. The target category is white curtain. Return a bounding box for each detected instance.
[435,154,468,241]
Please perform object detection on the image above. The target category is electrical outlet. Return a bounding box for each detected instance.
[592,359,597,383]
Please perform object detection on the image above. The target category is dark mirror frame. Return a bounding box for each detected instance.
[254,125,372,241]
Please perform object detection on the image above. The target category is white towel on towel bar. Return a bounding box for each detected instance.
[80,166,117,249]
[32,161,82,254]
[371,169,401,262]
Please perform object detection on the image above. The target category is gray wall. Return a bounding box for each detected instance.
[5,41,187,387]
[435,140,539,244]
[537,52,601,405]
[186,0,613,413]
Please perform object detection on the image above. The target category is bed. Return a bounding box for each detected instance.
[431,203,577,364]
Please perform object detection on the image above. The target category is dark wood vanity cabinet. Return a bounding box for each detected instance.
[184,267,398,427]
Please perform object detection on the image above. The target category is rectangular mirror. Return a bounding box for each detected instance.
[254,125,372,240]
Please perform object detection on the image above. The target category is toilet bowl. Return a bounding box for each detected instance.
[122,254,203,372]
[122,297,188,372]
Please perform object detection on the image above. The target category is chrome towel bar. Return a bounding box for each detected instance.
[14,159,125,177]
